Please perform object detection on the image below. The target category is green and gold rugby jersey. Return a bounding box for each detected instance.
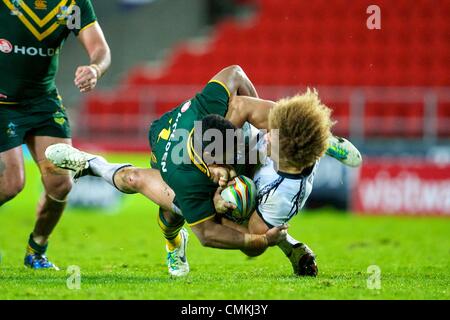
[149,81,247,226]
[0,0,96,102]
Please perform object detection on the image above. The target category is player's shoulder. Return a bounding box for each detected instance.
[205,80,231,97]
[192,81,230,117]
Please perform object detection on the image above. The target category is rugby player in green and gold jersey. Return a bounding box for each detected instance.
[45,65,361,277]
[0,0,111,269]
[45,66,289,276]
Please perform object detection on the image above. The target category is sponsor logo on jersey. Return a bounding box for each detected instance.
[56,5,81,30]
[53,111,66,126]
[161,112,183,173]
[181,100,191,113]
[6,122,18,138]
[34,0,47,10]
[0,39,61,57]
[11,0,22,8]
[10,0,23,16]
[0,39,13,54]
[56,5,72,25]
[13,45,61,57]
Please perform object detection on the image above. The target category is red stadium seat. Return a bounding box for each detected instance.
[80,0,450,141]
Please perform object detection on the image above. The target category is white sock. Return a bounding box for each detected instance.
[89,157,131,191]
[278,233,301,257]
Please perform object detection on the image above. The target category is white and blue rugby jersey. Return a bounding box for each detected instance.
[243,122,319,227]
[254,157,319,227]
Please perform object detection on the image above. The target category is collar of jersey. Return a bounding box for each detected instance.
[187,128,211,178]
[277,164,315,180]
[2,0,73,41]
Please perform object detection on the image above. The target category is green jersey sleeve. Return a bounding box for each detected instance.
[73,0,97,36]
[195,81,231,117]
[169,170,217,226]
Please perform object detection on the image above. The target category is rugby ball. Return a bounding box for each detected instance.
[221,175,257,224]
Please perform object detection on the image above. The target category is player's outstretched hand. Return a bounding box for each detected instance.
[213,186,237,214]
[265,224,288,246]
[0,93,7,99]
[74,65,99,93]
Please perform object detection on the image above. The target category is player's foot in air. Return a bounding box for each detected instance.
[288,243,318,277]
[45,143,104,178]
[326,135,362,168]
[166,228,190,277]
[24,253,60,270]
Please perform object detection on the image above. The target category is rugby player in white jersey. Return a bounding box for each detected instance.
[215,90,361,275]
[44,66,361,277]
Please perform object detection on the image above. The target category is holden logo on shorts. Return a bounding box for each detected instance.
[0,39,13,54]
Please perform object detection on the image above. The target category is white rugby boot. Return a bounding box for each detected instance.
[166,228,190,277]
[45,143,93,171]
[45,143,104,179]
[326,135,362,168]
[289,243,318,277]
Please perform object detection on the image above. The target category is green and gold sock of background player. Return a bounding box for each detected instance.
[157,209,185,251]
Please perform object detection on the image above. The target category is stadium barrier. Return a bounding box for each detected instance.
[353,159,450,216]
[77,85,450,152]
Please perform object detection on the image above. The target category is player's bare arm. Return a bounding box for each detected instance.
[210,65,258,98]
[226,96,276,129]
[215,210,269,257]
[190,218,287,250]
[75,22,111,93]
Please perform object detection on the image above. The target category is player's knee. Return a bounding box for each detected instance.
[125,168,143,190]
[0,178,25,204]
[45,176,73,199]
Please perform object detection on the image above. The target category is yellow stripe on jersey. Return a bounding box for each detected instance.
[0,101,19,105]
[39,22,60,40]
[18,0,69,28]
[187,128,210,178]
[2,0,71,41]
[208,80,231,97]
[78,21,97,34]
[187,214,215,227]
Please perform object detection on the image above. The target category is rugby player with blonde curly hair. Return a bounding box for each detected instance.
[44,66,361,277]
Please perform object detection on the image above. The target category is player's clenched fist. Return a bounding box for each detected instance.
[74,64,100,93]
[265,224,288,246]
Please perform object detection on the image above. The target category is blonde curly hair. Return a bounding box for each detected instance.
[268,89,335,170]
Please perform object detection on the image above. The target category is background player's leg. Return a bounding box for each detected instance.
[158,208,189,277]
[0,146,25,206]
[26,136,72,250]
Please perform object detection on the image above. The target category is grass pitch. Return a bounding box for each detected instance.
[0,153,449,300]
